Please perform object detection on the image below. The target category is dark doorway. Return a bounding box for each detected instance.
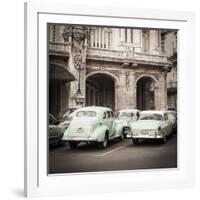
[86,74,115,110]
[137,77,155,110]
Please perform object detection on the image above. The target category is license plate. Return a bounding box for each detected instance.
[76,127,84,133]
[141,130,148,135]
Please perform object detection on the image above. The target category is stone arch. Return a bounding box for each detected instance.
[135,74,158,87]
[86,71,120,86]
[85,71,118,110]
[135,74,159,110]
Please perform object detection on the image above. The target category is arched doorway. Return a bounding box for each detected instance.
[136,76,156,110]
[86,73,115,110]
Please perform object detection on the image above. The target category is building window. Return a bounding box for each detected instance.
[89,28,111,49]
[125,29,127,43]
[131,29,133,43]
[142,30,149,52]
[52,25,56,42]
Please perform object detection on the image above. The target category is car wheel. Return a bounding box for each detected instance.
[58,140,65,146]
[132,138,139,144]
[69,141,78,149]
[119,133,124,141]
[161,135,167,144]
[98,134,108,149]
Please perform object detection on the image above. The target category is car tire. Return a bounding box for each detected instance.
[58,140,65,146]
[119,133,124,141]
[98,134,108,149]
[69,141,78,149]
[161,135,167,144]
[132,138,139,145]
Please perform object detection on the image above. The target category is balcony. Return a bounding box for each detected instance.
[48,42,172,67]
[87,48,171,67]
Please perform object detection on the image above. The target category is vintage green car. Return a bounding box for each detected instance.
[127,110,173,144]
[62,106,124,149]
[115,109,140,137]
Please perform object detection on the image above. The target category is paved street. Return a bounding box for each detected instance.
[49,135,177,174]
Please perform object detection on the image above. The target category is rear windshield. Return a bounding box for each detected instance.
[76,111,97,117]
[118,112,136,118]
[139,114,164,121]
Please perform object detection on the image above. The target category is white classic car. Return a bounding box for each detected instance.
[165,110,177,134]
[115,109,140,137]
[62,106,124,149]
[127,110,173,144]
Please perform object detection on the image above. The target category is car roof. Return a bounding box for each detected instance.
[164,110,177,114]
[140,110,165,116]
[75,106,112,112]
[118,109,140,113]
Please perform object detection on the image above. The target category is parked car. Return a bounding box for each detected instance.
[62,106,124,149]
[115,109,140,137]
[49,112,74,146]
[59,108,77,121]
[127,110,173,144]
[165,110,177,134]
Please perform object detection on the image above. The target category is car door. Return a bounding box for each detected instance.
[160,114,168,136]
[163,113,171,136]
[108,111,116,137]
[103,111,113,138]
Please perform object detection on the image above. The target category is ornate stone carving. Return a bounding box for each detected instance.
[63,26,73,42]
[74,54,83,70]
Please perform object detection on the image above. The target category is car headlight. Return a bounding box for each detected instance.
[157,127,162,135]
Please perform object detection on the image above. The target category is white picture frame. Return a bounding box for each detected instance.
[24,1,195,197]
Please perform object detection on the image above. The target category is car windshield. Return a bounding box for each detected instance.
[118,112,136,119]
[139,114,164,121]
[76,111,97,117]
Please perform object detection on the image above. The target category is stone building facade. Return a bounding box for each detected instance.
[48,25,177,118]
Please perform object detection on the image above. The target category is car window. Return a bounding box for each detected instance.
[139,114,164,121]
[103,112,107,119]
[107,111,111,119]
[76,111,96,117]
[164,113,168,121]
[167,113,176,120]
[110,111,114,118]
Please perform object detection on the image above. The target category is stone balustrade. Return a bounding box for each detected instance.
[49,41,171,67]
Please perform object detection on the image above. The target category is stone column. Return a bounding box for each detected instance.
[90,29,94,47]
[126,71,136,109]
[120,29,125,43]
[133,30,142,52]
[63,26,88,108]
[149,30,160,55]
[154,86,160,110]
[115,72,126,110]
[102,29,105,48]
[127,29,131,43]
[132,72,137,109]
[158,71,168,109]
[105,30,109,49]
[98,28,101,48]
[95,29,98,48]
